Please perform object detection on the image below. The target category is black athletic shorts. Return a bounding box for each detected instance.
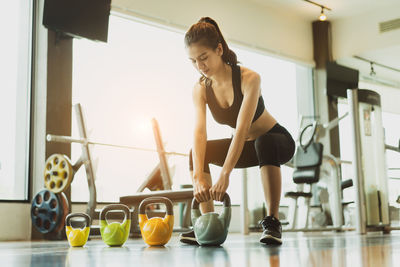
[189,123,296,173]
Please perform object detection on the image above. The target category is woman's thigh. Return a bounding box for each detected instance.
[189,138,260,173]
[254,129,295,167]
[205,139,259,169]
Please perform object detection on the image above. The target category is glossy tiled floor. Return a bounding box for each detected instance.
[1,231,400,267]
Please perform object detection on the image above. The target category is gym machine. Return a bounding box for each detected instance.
[283,112,354,231]
[347,88,400,234]
[284,88,400,233]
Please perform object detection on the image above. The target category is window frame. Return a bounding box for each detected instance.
[0,1,34,202]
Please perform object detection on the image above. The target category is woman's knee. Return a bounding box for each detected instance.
[255,133,295,166]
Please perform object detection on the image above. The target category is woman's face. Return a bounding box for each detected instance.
[187,42,223,78]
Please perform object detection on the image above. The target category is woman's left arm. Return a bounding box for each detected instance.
[209,71,261,201]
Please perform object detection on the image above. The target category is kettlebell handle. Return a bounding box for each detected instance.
[99,204,130,221]
[65,213,91,228]
[191,193,231,210]
[139,197,173,215]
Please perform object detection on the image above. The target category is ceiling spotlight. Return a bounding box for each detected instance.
[370,62,376,76]
[319,7,327,21]
[304,0,332,21]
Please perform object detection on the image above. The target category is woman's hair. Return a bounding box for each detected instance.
[184,17,237,67]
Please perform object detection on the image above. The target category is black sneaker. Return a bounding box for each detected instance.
[179,230,199,245]
[259,215,282,245]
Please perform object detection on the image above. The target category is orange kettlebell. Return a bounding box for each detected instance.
[139,197,174,246]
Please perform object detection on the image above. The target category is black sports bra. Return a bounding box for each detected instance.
[205,64,265,128]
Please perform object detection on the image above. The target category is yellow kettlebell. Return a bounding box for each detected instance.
[65,213,91,247]
[139,197,174,246]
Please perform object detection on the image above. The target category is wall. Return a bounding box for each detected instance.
[0,203,31,241]
[112,0,314,65]
[332,4,400,60]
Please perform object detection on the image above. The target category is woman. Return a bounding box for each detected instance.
[181,17,295,245]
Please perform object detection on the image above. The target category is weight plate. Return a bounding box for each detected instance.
[53,192,69,234]
[31,189,65,234]
[44,154,73,193]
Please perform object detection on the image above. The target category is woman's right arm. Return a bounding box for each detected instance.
[191,82,211,202]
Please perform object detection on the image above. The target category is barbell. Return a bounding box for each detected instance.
[44,133,189,194]
[46,134,188,157]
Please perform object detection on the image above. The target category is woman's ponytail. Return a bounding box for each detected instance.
[185,17,237,66]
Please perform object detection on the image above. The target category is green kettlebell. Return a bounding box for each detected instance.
[100,204,131,247]
[191,193,231,246]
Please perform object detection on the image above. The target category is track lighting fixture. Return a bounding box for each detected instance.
[319,7,327,21]
[304,0,332,21]
[370,62,376,76]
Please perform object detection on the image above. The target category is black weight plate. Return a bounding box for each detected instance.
[31,189,63,234]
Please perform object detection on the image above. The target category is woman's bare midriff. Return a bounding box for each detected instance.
[245,110,277,141]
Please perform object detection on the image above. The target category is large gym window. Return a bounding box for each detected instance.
[0,1,33,201]
[71,14,308,205]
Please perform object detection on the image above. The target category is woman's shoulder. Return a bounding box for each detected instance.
[193,79,207,92]
[238,65,261,88]
[192,80,207,101]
